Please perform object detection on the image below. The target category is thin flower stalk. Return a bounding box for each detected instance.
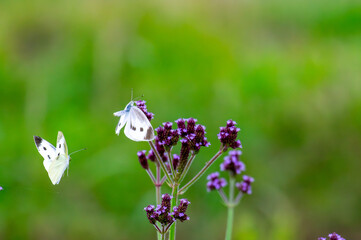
[149,141,173,185]
[179,148,224,195]
[178,153,196,183]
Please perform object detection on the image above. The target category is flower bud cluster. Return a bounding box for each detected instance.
[144,194,190,232]
[318,233,346,240]
[218,120,242,151]
[206,172,227,191]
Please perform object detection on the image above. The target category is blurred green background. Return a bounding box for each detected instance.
[0,0,361,239]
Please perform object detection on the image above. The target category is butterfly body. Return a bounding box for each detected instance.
[34,131,70,185]
[114,101,155,141]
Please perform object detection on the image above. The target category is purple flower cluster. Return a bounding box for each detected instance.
[144,194,175,226]
[206,172,227,191]
[173,199,191,222]
[318,233,346,240]
[136,100,154,122]
[218,120,242,151]
[220,150,245,176]
[155,122,180,149]
[144,194,190,230]
[176,118,210,153]
[0,186,2,191]
[236,175,254,195]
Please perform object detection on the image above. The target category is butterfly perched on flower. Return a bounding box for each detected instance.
[114,100,155,141]
[33,131,70,185]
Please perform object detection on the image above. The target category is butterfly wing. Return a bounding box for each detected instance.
[34,136,57,171]
[124,106,155,141]
[48,154,69,185]
[56,131,68,157]
[113,110,128,135]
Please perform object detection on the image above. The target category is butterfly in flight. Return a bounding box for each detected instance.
[34,131,71,185]
[114,100,155,141]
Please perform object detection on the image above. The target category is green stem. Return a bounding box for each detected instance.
[156,163,162,240]
[178,153,196,183]
[168,184,179,240]
[225,177,235,240]
[167,150,176,179]
[179,148,224,195]
[149,141,173,186]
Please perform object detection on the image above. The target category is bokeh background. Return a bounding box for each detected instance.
[0,0,361,239]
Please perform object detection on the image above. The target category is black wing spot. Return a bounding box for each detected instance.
[145,127,154,140]
[47,155,51,159]
[43,147,47,150]
[34,136,43,147]
[140,127,144,132]
[130,124,136,131]
[59,144,61,148]
[58,153,60,157]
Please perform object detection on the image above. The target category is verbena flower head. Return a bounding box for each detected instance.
[218,119,242,151]
[136,100,154,122]
[236,175,254,195]
[144,195,190,231]
[220,150,245,176]
[173,199,191,222]
[318,233,346,240]
[155,122,180,149]
[329,233,345,240]
[206,172,227,191]
[0,186,2,191]
[137,150,148,170]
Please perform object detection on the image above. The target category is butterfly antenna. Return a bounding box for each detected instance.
[133,94,144,101]
[69,148,87,156]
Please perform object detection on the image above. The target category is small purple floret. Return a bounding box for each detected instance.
[220,150,245,176]
[206,172,227,191]
[236,175,254,195]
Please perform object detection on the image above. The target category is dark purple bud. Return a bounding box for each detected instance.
[187,118,197,134]
[144,205,156,224]
[161,194,172,211]
[173,154,180,170]
[218,120,242,151]
[175,118,187,137]
[137,150,148,170]
[147,150,156,162]
[173,199,191,222]
[177,138,190,173]
[207,172,220,181]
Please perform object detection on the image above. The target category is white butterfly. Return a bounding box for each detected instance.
[33,131,70,185]
[114,101,155,141]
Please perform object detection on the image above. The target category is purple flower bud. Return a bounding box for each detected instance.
[173,198,191,222]
[175,118,188,137]
[173,154,180,170]
[187,118,197,134]
[318,238,326,240]
[220,150,245,176]
[206,172,227,191]
[144,205,156,224]
[136,100,154,122]
[161,194,172,211]
[177,138,190,173]
[0,186,2,191]
[147,150,156,162]
[236,175,254,195]
[218,119,242,151]
[137,150,148,170]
